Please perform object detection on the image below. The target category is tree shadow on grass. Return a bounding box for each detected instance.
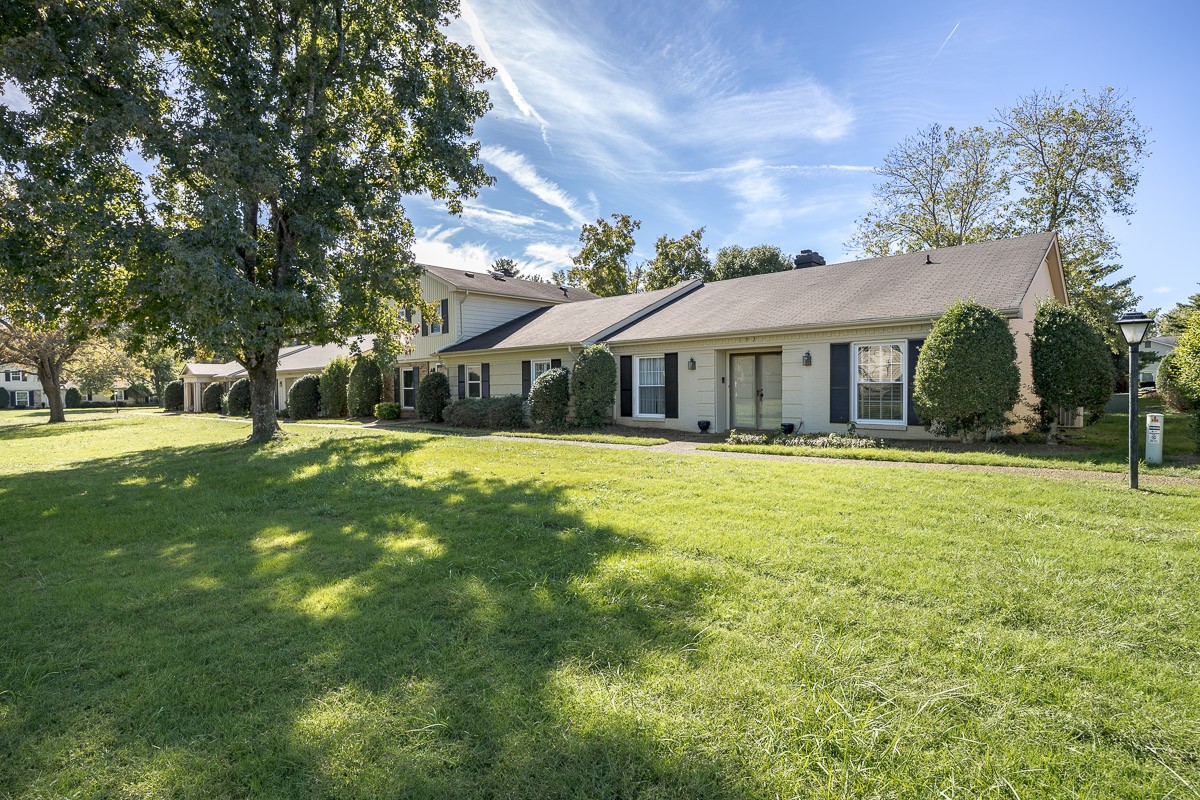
[0,433,746,798]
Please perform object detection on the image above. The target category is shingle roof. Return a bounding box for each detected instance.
[608,233,1057,343]
[439,284,692,353]
[423,265,599,304]
[184,339,374,379]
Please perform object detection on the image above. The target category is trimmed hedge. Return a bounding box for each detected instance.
[913,300,1019,441]
[1031,299,1113,440]
[1156,351,1191,413]
[225,378,251,416]
[287,374,321,419]
[319,356,351,418]
[416,370,451,422]
[529,367,570,429]
[446,395,525,429]
[202,382,224,413]
[1174,314,1200,451]
[163,380,184,411]
[374,402,403,420]
[0,387,8,409]
[347,358,382,417]
[65,387,82,408]
[570,343,617,428]
[80,400,123,408]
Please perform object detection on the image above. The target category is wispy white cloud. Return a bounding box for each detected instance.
[1152,286,1175,294]
[931,21,961,62]
[412,226,497,271]
[685,81,856,149]
[479,144,589,226]
[521,242,574,279]
[461,203,571,237]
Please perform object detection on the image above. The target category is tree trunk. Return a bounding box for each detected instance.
[37,360,66,424]
[1045,416,1059,445]
[246,348,282,442]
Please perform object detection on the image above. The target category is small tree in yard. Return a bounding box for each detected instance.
[319,357,352,419]
[347,359,383,418]
[416,371,451,422]
[1031,300,1113,443]
[1155,351,1191,414]
[913,300,1020,441]
[202,383,224,413]
[225,379,251,416]
[1173,314,1200,451]
[529,367,570,429]
[570,344,617,428]
[287,375,321,419]
[164,381,184,411]
[65,387,82,408]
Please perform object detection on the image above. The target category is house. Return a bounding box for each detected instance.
[387,265,598,409]
[180,338,374,412]
[1142,336,1176,387]
[0,365,57,408]
[425,233,1067,436]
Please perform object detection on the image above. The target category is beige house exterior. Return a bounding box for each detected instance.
[430,234,1068,437]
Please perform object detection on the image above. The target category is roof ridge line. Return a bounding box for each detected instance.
[585,280,704,345]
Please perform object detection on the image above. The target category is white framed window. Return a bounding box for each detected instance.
[634,355,666,418]
[401,368,416,408]
[14,390,29,406]
[531,359,553,383]
[466,365,482,398]
[113,389,125,401]
[854,342,905,424]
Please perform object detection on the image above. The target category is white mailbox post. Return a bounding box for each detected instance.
[1146,413,1164,466]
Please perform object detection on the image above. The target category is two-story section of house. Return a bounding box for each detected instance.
[1,365,54,408]
[390,266,598,409]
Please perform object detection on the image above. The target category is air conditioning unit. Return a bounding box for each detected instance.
[1057,406,1085,429]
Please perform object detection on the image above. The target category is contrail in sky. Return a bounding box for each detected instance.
[931,22,961,62]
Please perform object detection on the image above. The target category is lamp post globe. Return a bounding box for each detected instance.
[1116,311,1153,489]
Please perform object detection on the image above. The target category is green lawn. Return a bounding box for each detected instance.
[492,430,670,446]
[704,401,1199,477]
[1,410,1198,798]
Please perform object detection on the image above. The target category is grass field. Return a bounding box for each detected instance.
[1,410,1198,798]
[492,430,670,446]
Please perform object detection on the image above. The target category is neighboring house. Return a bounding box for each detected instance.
[1,365,59,408]
[428,233,1067,437]
[180,338,375,412]
[388,266,597,411]
[76,381,154,405]
[1142,336,1175,386]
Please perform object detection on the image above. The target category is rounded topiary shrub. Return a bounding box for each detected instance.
[570,343,617,428]
[0,386,9,409]
[163,380,184,411]
[225,378,251,416]
[319,356,352,418]
[347,357,383,417]
[1031,299,1114,441]
[416,370,451,422]
[913,299,1019,441]
[202,382,224,413]
[287,374,321,419]
[529,366,570,429]
[64,387,82,408]
[374,402,403,420]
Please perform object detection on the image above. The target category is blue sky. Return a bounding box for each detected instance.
[408,0,1199,313]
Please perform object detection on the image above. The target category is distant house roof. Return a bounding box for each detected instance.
[439,283,697,353]
[1148,336,1177,349]
[439,233,1059,353]
[182,338,374,379]
[423,264,599,304]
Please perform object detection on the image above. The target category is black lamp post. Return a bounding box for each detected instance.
[1117,311,1153,489]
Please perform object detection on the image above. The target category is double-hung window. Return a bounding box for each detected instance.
[634,356,666,418]
[401,369,416,408]
[14,390,29,407]
[531,359,553,383]
[854,343,905,423]
[113,389,125,402]
[466,365,482,398]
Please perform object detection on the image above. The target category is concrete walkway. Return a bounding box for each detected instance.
[141,412,1200,489]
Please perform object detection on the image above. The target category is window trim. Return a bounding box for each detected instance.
[401,368,416,409]
[113,389,126,402]
[531,359,553,384]
[14,390,29,406]
[633,354,666,419]
[852,341,907,426]
[466,364,482,399]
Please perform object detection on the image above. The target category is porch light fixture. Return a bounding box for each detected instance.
[1116,311,1153,489]
[802,351,812,367]
[687,357,696,370]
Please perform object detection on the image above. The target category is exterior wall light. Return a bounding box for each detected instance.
[687,357,696,370]
[1116,311,1153,489]
[802,351,812,367]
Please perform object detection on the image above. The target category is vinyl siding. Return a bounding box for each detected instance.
[460,295,553,340]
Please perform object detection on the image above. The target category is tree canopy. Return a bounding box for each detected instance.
[567,214,642,297]
[710,245,792,282]
[1158,286,1199,337]
[643,228,710,291]
[1,0,494,440]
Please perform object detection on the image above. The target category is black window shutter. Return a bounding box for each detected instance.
[413,366,420,389]
[619,355,633,417]
[481,363,490,398]
[457,364,466,399]
[522,360,532,398]
[550,358,562,369]
[664,353,679,418]
[830,343,851,424]
[441,299,449,334]
[907,339,925,425]
[421,316,428,336]
[393,368,401,402]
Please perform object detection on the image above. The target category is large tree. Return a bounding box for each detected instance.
[709,244,792,282]
[1158,286,1200,337]
[2,0,493,441]
[642,227,711,291]
[566,214,641,297]
[0,318,84,421]
[851,124,1008,256]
